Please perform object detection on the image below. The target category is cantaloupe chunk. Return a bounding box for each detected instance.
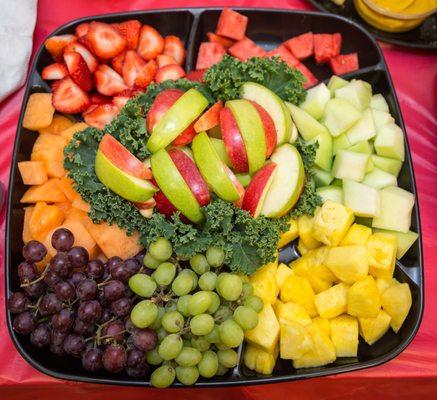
[55,201,72,216]
[17,161,48,185]
[72,194,91,212]
[56,176,77,202]
[84,220,143,259]
[39,114,74,135]
[23,206,35,243]
[66,207,92,225]
[20,178,67,203]
[31,134,68,178]
[22,93,55,130]
[29,202,65,241]
[59,122,89,142]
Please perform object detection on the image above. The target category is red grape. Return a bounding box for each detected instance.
[77,300,102,323]
[24,281,45,298]
[39,293,62,316]
[99,308,112,324]
[73,318,95,336]
[7,292,29,314]
[18,261,37,283]
[87,259,104,280]
[49,253,71,278]
[50,330,67,356]
[51,228,74,252]
[63,333,85,357]
[30,323,51,348]
[132,328,157,351]
[69,271,87,287]
[110,297,132,318]
[52,309,74,332]
[82,347,103,372]
[13,311,37,334]
[55,281,75,301]
[102,344,127,373]
[22,240,47,262]
[76,279,97,301]
[103,280,125,302]
[68,246,89,268]
[44,270,62,288]
[102,320,125,343]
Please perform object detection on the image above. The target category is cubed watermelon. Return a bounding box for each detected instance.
[264,45,300,68]
[229,38,266,61]
[196,42,227,70]
[314,33,342,64]
[185,69,206,82]
[329,53,359,75]
[284,32,314,60]
[216,8,248,41]
[294,63,318,89]
[207,32,235,48]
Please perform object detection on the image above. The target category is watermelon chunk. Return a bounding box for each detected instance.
[207,32,235,48]
[196,42,227,70]
[229,38,266,61]
[294,63,318,89]
[216,8,248,41]
[314,33,342,64]
[329,53,359,75]
[284,32,314,60]
[185,69,206,82]
[264,45,300,68]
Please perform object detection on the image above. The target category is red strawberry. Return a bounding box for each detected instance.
[89,92,112,105]
[63,51,93,92]
[163,35,186,66]
[156,54,177,68]
[113,20,141,50]
[137,25,164,60]
[94,64,128,96]
[134,60,158,89]
[112,50,126,75]
[41,63,68,80]
[113,93,131,110]
[45,34,76,61]
[51,80,61,92]
[87,21,126,59]
[75,23,89,38]
[64,42,98,73]
[83,103,120,129]
[185,69,206,83]
[122,50,146,87]
[155,64,185,84]
[52,77,90,114]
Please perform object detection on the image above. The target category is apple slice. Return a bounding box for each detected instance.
[248,100,277,157]
[194,101,223,133]
[260,144,305,218]
[242,163,277,217]
[210,137,232,167]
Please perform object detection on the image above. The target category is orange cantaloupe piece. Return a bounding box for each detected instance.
[55,201,72,216]
[97,252,108,263]
[66,207,92,226]
[20,178,67,203]
[72,194,91,212]
[31,134,68,178]
[56,176,77,202]
[39,114,74,135]
[22,93,55,130]
[84,220,143,259]
[23,206,35,243]
[17,161,48,185]
[29,202,65,241]
[59,122,89,142]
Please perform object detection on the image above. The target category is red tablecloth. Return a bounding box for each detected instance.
[0,0,436,398]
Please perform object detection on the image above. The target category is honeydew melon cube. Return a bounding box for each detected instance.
[374,123,405,161]
[286,103,329,141]
[322,98,362,137]
[331,178,343,187]
[372,109,394,132]
[366,156,375,173]
[372,186,415,232]
[348,140,372,154]
[317,185,343,204]
[370,94,389,113]
[327,75,348,96]
[332,150,369,182]
[373,229,419,259]
[335,79,372,111]
[300,83,331,120]
[345,109,376,145]
[371,155,402,176]
[333,134,351,155]
[310,130,333,171]
[362,168,397,189]
[343,179,380,217]
[314,168,334,187]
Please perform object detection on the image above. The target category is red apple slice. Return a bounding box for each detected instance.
[99,134,152,180]
[194,101,223,133]
[224,165,245,208]
[248,100,277,158]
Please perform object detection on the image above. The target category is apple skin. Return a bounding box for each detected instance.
[220,106,249,173]
[242,163,277,217]
[247,100,277,158]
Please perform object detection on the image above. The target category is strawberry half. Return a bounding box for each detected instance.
[94,64,128,96]
[163,35,186,66]
[137,25,164,60]
[64,51,93,92]
[112,50,127,75]
[64,42,98,73]
[156,54,177,68]
[155,64,185,84]
[122,50,146,87]
[52,77,90,114]
[83,103,120,129]
[87,21,126,59]
[75,22,90,38]
[134,60,157,89]
[89,92,112,106]
[41,63,69,80]
[113,20,141,50]
[45,34,76,62]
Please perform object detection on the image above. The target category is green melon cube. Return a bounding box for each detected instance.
[287,103,329,141]
[333,134,351,155]
[371,155,402,176]
[310,130,333,171]
[300,83,331,120]
[317,185,343,204]
[314,168,334,187]
[343,179,380,218]
[374,124,405,161]
[362,168,397,189]
[373,229,419,259]
[348,140,372,154]
[327,75,348,96]
[335,80,372,111]
[370,94,389,113]
[322,98,362,137]
[345,109,376,145]
[332,150,369,182]
[372,109,394,132]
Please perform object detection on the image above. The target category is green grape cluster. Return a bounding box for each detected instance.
[127,237,264,388]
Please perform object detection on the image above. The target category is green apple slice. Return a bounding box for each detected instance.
[192,132,241,202]
[309,130,333,172]
[210,137,232,167]
[286,102,329,141]
[147,89,209,153]
[151,149,204,223]
[236,173,252,187]
[95,150,157,202]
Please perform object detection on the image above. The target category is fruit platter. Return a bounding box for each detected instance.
[5,8,422,388]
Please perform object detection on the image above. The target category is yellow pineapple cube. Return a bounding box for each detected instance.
[367,233,397,279]
[312,317,331,336]
[347,276,381,318]
[325,245,369,284]
[244,345,278,375]
[375,277,397,295]
[280,275,318,317]
[275,263,294,290]
[298,215,322,249]
[381,282,412,333]
[297,238,310,255]
[341,223,372,245]
[274,301,312,327]
[278,218,299,248]
[280,321,313,360]
[314,282,349,319]
[330,315,359,357]
[250,265,278,305]
[359,310,392,344]
[245,304,280,353]
[312,201,355,246]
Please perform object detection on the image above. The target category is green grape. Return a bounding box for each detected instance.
[207,292,220,314]
[219,319,244,348]
[189,291,212,315]
[216,273,243,301]
[217,349,238,368]
[204,325,220,344]
[171,273,193,296]
[158,334,183,360]
[233,305,259,330]
[130,300,158,328]
[214,305,233,322]
[215,364,229,376]
[175,346,202,367]
[215,342,231,351]
[143,252,160,269]
[206,246,225,268]
[150,365,175,388]
[128,273,157,298]
[175,366,199,385]
[241,282,254,298]
[146,348,163,365]
[198,350,218,378]
[164,301,177,313]
[191,336,210,352]
[244,295,264,313]
[153,262,176,286]
[189,254,210,275]
[149,237,173,262]
[180,269,198,290]
[198,271,217,291]
[162,311,185,333]
[149,305,165,330]
[157,326,168,342]
[176,295,192,317]
[190,314,215,336]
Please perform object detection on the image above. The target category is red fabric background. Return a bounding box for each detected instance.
[0,1,436,398]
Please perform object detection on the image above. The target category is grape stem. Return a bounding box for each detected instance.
[20,265,49,288]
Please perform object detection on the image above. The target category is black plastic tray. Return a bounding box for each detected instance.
[5,8,423,388]
[307,0,437,50]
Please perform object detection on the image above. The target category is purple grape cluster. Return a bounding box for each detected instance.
[7,228,157,377]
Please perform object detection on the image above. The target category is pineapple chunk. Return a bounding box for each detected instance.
[280,275,318,317]
[359,310,392,344]
[325,245,369,284]
[312,200,355,246]
[381,282,412,333]
[245,304,280,353]
[278,218,299,248]
[244,344,278,375]
[298,215,322,249]
[341,223,372,245]
[314,282,349,319]
[250,265,279,305]
[275,263,294,290]
[367,233,397,279]
[347,276,381,318]
[280,321,313,359]
[330,315,359,357]
[274,301,312,327]
[297,238,310,255]
[312,317,331,336]
[263,254,279,275]
[375,277,397,295]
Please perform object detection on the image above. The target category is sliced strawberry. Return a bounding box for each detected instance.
[137,25,164,60]
[87,21,126,59]
[45,34,76,61]
[163,36,186,66]
[185,69,206,83]
[194,101,223,133]
[64,42,98,73]
[134,60,158,89]
[112,88,141,109]
[63,51,93,92]
[112,50,126,75]
[122,50,146,87]
[89,93,111,106]
[156,54,177,68]
[155,64,185,84]
[82,103,120,129]
[41,63,68,80]
[52,77,90,114]
[75,23,90,38]
[94,64,128,96]
[113,20,141,50]
[206,32,235,49]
